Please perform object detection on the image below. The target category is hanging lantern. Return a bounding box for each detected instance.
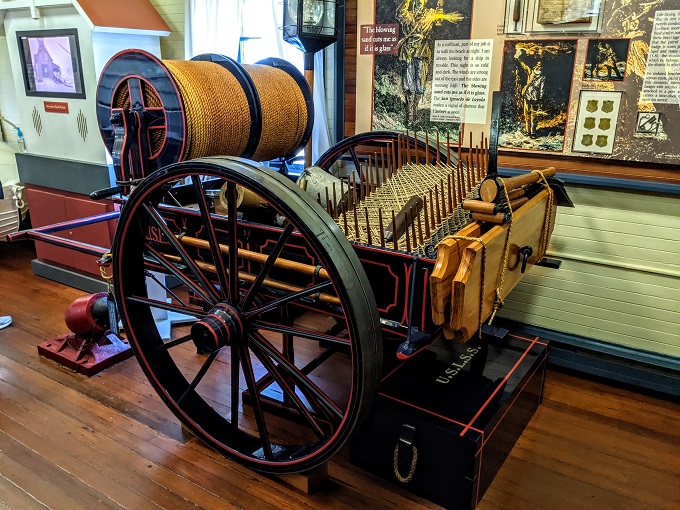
[282,0,338,54]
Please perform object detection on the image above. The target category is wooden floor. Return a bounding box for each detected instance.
[1,241,679,510]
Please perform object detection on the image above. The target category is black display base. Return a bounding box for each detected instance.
[350,333,547,510]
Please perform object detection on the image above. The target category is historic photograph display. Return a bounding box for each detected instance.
[498,40,577,151]
[584,39,630,81]
[572,90,622,154]
[372,0,474,133]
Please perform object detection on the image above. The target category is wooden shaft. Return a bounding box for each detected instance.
[476,146,481,182]
[423,196,431,239]
[180,235,329,279]
[417,208,424,246]
[166,253,340,305]
[429,189,435,229]
[351,172,358,210]
[391,210,398,250]
[479,167,557,202]
[472,211,507,224]
[436,131,441,165]
[508,188,526,201]
[413,130,419,163]
[466,155,473,192]
[404,217,411,252]
[332,182,338,219]
[508,196,529,211]
[463,196,530,215]
[425,131,430,164]
[410,206,417,247]
[341,187,348,236]
[447,132,452,167]
[440,178,447,218]
[463,199,496,214]
[364,208,372,245]
[387,143,393,177]
[325,187,331,216]
[384,195,423,242]
[447,174,454,210]
[353,205,359,240]
[406,130,411,163]
[378,208,385,248]
[434,184,442,224]
[381,148,387,185]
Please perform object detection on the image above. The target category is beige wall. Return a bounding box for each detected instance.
[149,0,185,60]
[0,34,20,144]
[499,184,680,358]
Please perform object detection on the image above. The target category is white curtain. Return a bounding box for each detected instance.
[186,0,241,59]
[186,0,332,163]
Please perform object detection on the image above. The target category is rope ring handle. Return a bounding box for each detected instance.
[393,443,418,483]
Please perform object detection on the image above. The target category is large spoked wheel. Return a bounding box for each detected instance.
[112,157,382,473]
[315,130,453,174]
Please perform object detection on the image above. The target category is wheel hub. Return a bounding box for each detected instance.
[191,303,245,352]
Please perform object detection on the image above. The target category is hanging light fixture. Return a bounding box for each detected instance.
[282,0,338,54]
[282,0,339,167]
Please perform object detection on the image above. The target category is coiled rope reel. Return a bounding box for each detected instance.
[96,50,313,182]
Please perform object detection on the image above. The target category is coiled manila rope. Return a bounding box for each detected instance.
[242,64,308,161]
[163,60,252,159]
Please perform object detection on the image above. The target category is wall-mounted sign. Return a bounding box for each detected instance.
[360,24,399,55]
[44,101,69,114]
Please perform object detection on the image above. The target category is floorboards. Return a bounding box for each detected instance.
[1,242,679,509]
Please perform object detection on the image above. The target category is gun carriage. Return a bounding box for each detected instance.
[14,49,566,475]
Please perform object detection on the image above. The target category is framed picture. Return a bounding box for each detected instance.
[16,28,86,100]
[572,90,622,154]
[583,39,630,81]
[530,0,605,34]
[498,39,577,152]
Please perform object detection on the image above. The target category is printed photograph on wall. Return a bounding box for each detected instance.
[498,39,577,151]
[372,0,473,134]
[583,39,630,81]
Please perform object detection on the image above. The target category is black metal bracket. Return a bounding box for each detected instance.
[396,255,432,359]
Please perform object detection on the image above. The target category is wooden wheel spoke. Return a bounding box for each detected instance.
[226,183,240,303]
[177,349,219,406]
[240,223,294,311]
[248,343,327,440]
[143,203,220,303]
[144,269,188,307]
[158,334,193,351]
[235,344,273,459]
[244,281,334,319]
[145,243,215,306]
[126,295,205,318]
[251,321,349,347]
[191,176,229,300]
[248,332,343,422]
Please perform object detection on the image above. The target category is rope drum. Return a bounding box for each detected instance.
[97,50,313,180]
